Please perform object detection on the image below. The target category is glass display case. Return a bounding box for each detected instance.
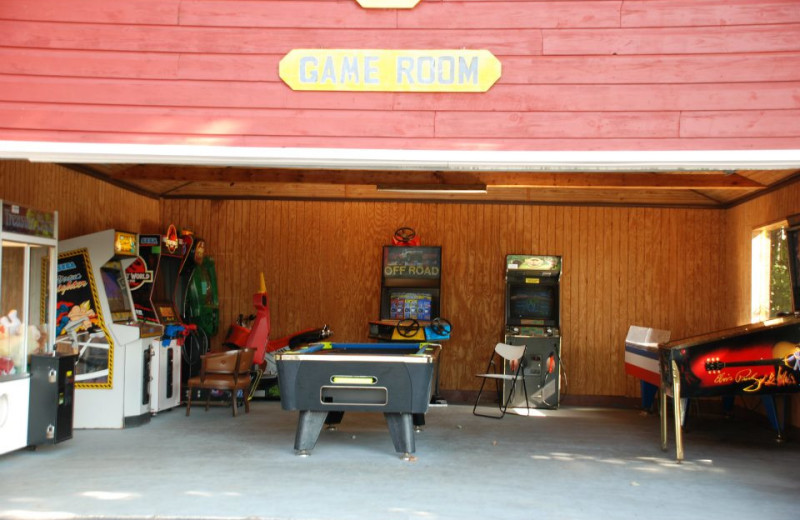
[0,200,58,455]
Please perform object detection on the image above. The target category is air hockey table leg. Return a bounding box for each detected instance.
[294,410,328,456]
[384,412,415,460]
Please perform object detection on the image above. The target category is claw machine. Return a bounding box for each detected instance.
[0,201,57,455]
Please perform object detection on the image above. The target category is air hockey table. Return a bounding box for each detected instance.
[275,342,441,459]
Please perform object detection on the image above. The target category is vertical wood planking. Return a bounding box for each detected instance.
[0,160,742,400]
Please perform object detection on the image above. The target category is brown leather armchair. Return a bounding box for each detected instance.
[186,348,255,417]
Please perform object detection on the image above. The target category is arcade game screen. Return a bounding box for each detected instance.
[100,262,133,322]
[507,285,556,322]
[389,291,433,320]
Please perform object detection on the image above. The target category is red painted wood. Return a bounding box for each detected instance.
[0,76,396,111]
[5,48,798,86]
[177,54,282,81]
[4,75,798,113]
[0,0,180,24]
[681,110,800,138]
[177,0,397,28]
[0,1,798,153]
[0,21,542,56]
[499,53,800,84]
[0,48,181,79]
[397,0,621,29]
[434,111,679,139]
[393,82,800,112]
[3,128,800,152]
[621,0,800,27]
[0,103,434,138]
[543,24,800,55]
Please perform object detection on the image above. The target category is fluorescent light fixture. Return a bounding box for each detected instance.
[376,184,488,194]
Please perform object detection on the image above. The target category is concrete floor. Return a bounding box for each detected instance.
[0,400,798,520]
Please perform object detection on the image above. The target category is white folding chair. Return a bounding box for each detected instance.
[472,342,528,418]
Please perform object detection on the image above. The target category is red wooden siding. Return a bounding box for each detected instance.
[0,0,799,151]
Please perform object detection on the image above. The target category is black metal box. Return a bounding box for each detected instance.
[28,353,77,446]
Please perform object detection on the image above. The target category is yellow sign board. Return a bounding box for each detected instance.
[279,49,501,93]
[356,0,422,8]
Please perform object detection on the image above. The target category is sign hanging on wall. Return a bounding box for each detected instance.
[356,0,422,8]
[279,49,501,92]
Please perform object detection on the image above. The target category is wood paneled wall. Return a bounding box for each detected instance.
[161,199,729,397]
[0,161,160,238]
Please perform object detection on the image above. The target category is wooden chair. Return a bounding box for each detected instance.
[186,348,255,417]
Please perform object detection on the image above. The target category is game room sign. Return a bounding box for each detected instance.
[356,0,422,7]
[279,49,501,92]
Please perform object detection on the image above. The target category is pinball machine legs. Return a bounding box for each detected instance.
[707,395,785,441]
[762,395,788,442]
[661,363,788,462]
[660,360,687,462]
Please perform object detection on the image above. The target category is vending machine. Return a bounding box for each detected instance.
[503,254,562,409]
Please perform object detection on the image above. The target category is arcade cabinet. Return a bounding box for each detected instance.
[0,201,58,455]
[174,229,217,380]
[503,254,562,410]
[58,230,161,428]
[127,227,185,413]
[180,233,219,340]
[174,230,218,331]
[369,244,449,342]
[367,231,448,406]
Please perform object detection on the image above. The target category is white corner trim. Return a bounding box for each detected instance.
[1,140,800,172]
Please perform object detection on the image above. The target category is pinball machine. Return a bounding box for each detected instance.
[659,213,800,461]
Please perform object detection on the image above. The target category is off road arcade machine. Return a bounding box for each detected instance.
[125,227,186,414]
[368,228,450,407]
[503,254,563,410]
[369,228,451,345]
[57,230,162,428]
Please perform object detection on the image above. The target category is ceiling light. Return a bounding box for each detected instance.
[376,184,487,194]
